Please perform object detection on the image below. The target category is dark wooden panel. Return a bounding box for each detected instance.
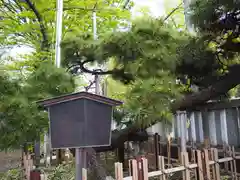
[85,99,112,147]
[49,99,85,149]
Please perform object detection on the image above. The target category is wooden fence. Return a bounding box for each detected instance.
[23,152,33,180]
[114,147,240,180]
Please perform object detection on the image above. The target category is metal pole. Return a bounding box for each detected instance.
[55,0,63,68]
[54,0,64,173]
[43,0,63,169]
[93,10,101,95]
[76,148,82,180]
[93,11,97,40]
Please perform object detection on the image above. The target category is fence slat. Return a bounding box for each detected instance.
[223,146,229,172]
[82,168,87,180]
[128,160,132,176]
[142,158,148,180]
[229,147,234,180]
[183,152,190,180]
[131,160,138,180]
[181,152,185,180]
[213,148,221,180]
[232,147,237,180]
[191,150,198,180]
[154,133,160,170]
[196,150,204,180]
[115,162,123,180]
[203,149,211,180]
[159,156,166,180]
[211,149,217,180]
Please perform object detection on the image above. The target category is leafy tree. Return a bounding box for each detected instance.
[0,62,75,149]
[63,0,240,151]
[0,0,131,51]
[0,0,133,148]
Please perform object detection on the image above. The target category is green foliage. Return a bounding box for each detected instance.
[189,0,240,59]
[124,75,182,127]
[0,0,131,148]
[63,0,240,127]
[63,17,188,79]
[163,0,185,29]
[0,62,76,149]
[47,163,75,180]
[0,0,131,51]
[0,168,22,180]
[62,16,190,126]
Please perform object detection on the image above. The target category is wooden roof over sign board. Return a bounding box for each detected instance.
[37,91,123,108]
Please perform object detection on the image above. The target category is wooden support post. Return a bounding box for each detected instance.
[213,148,221,180]
[159,135,162,156]
[203,149,211,180]
[159,156,166,180]
[196,150,204,180]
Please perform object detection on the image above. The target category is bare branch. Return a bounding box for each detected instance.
[163,3,183,22]
[24,0,49,51]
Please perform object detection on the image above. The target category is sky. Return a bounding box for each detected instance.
[132,0,166,17]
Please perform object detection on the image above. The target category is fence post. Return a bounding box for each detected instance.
[129,159,132,176]
[203,149,211,180]
[159,156,166,180]
[213,148,221,180]
[159,135,162,156]
[136,156,144,180]
[115,162,123,180]
[130,159,138,180]
[191,150,198,180]
[177,137,181,163]
[183,152,190,180]
[154,133,160,170]
[82,168,87,180]
[211,148,217,180]
[223,145,229,172]
[196,150,203,180]
[228,147,234,180]
[232,147,237,180]
[142,158,148,180]
[180,152,185,180]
